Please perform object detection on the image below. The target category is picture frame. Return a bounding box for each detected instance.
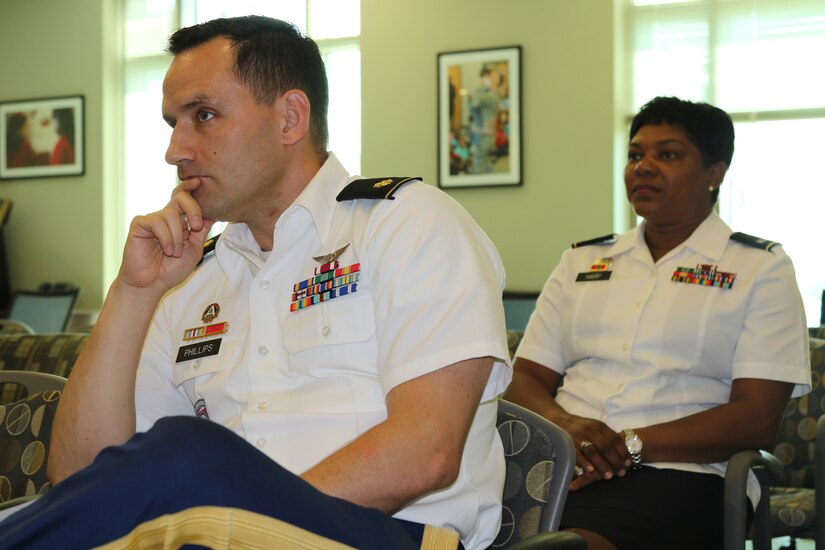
[437,46,522,189]
[1,95,85,180]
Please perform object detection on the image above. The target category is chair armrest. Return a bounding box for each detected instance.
[0,494,40,512]
[508,531,587,550]
[724,450,783,550]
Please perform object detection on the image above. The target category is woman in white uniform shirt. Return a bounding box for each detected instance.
[506,96,810,550]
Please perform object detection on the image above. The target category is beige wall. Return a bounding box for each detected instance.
[363,0,623,292]
[0,0,623,310]
[0,0,118,310]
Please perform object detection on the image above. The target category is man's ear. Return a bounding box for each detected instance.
[281,90,311,146]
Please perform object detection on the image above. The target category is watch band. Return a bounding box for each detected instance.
[623,428,643,468]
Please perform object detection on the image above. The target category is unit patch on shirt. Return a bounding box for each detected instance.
[672,264,737,288]
[194,398,209,419]
[290,245,360,312]
[576,257,613,282]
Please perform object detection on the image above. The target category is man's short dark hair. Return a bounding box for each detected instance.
[167,15,329,153]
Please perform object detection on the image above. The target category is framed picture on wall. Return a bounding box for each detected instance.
[0,95,85,180]
[437,46,522,189]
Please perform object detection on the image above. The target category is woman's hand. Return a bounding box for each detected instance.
[555,413,631,481]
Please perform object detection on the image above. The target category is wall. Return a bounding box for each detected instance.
[0,0,117,311]
[0,0,622,310]
[362,0,622,292]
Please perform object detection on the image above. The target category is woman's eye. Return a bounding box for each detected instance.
[197,111,215,122]
[661,150,678,160]
[627,152,641,162]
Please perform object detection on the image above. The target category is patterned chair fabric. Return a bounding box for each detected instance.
[766,337,825,539]
[0,386,62,508]
[0,333,87,404]
[492,399,576,549]
[810,326,825,340]
[507,331,524,359]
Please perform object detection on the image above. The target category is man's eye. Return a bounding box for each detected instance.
[197,111,215,122]
[661,150,678,160]
[627,152,641,162]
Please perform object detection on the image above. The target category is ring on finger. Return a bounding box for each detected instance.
[579,440,593,451]
[575,465,584,477]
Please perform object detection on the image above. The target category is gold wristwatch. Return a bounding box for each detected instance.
[623,428,643,468]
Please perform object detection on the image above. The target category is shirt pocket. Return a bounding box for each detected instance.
[282,295,377,377]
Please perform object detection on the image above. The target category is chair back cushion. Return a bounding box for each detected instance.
[771,337,825,487]
[492,404,561,548]
[0,333,87,404]
[0,389,61,505]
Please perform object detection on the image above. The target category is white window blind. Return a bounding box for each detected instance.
[626,0,825,325]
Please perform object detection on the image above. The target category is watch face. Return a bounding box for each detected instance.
[628,437,643,454]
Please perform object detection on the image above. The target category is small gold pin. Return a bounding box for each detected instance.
[373,178,393,189]
[201,303,220,323]
[313,243,350,264]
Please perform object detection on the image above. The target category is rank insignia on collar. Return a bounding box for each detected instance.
[373,178,393,188]
[202,303,220,323]
[672,264,737,288]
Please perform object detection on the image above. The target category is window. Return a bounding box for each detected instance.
[625,0,825,325]
[122,0,360,245]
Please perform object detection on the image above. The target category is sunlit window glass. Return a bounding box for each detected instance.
[626,0,825,325]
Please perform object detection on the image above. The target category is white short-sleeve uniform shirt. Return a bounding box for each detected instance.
[517,212,810,498]
[134,153,512,549]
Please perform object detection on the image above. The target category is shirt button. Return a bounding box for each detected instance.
[192,360,201,369]
[635,301,642,308]
[256,437,266,448]
[259,346,269,356]
[622,343,630,351]
[260,280,270,289]
[257,400,268,410]
[321,326,331,337]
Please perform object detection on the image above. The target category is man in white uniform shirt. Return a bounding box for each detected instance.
[0,16,510,550]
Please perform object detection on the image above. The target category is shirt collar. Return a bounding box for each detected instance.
[213,152,352,283]
[604,211,732,264]
[287,152,352,243]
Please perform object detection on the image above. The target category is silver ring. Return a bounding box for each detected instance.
[579,440,593,451]
[575,465,584,477]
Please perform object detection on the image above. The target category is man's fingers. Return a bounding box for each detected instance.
[168,187,204,232]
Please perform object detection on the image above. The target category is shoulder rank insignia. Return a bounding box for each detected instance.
[571,233,617,249]
[730,232,779,251]
[336,177,421,202]
[197,233,221,266]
